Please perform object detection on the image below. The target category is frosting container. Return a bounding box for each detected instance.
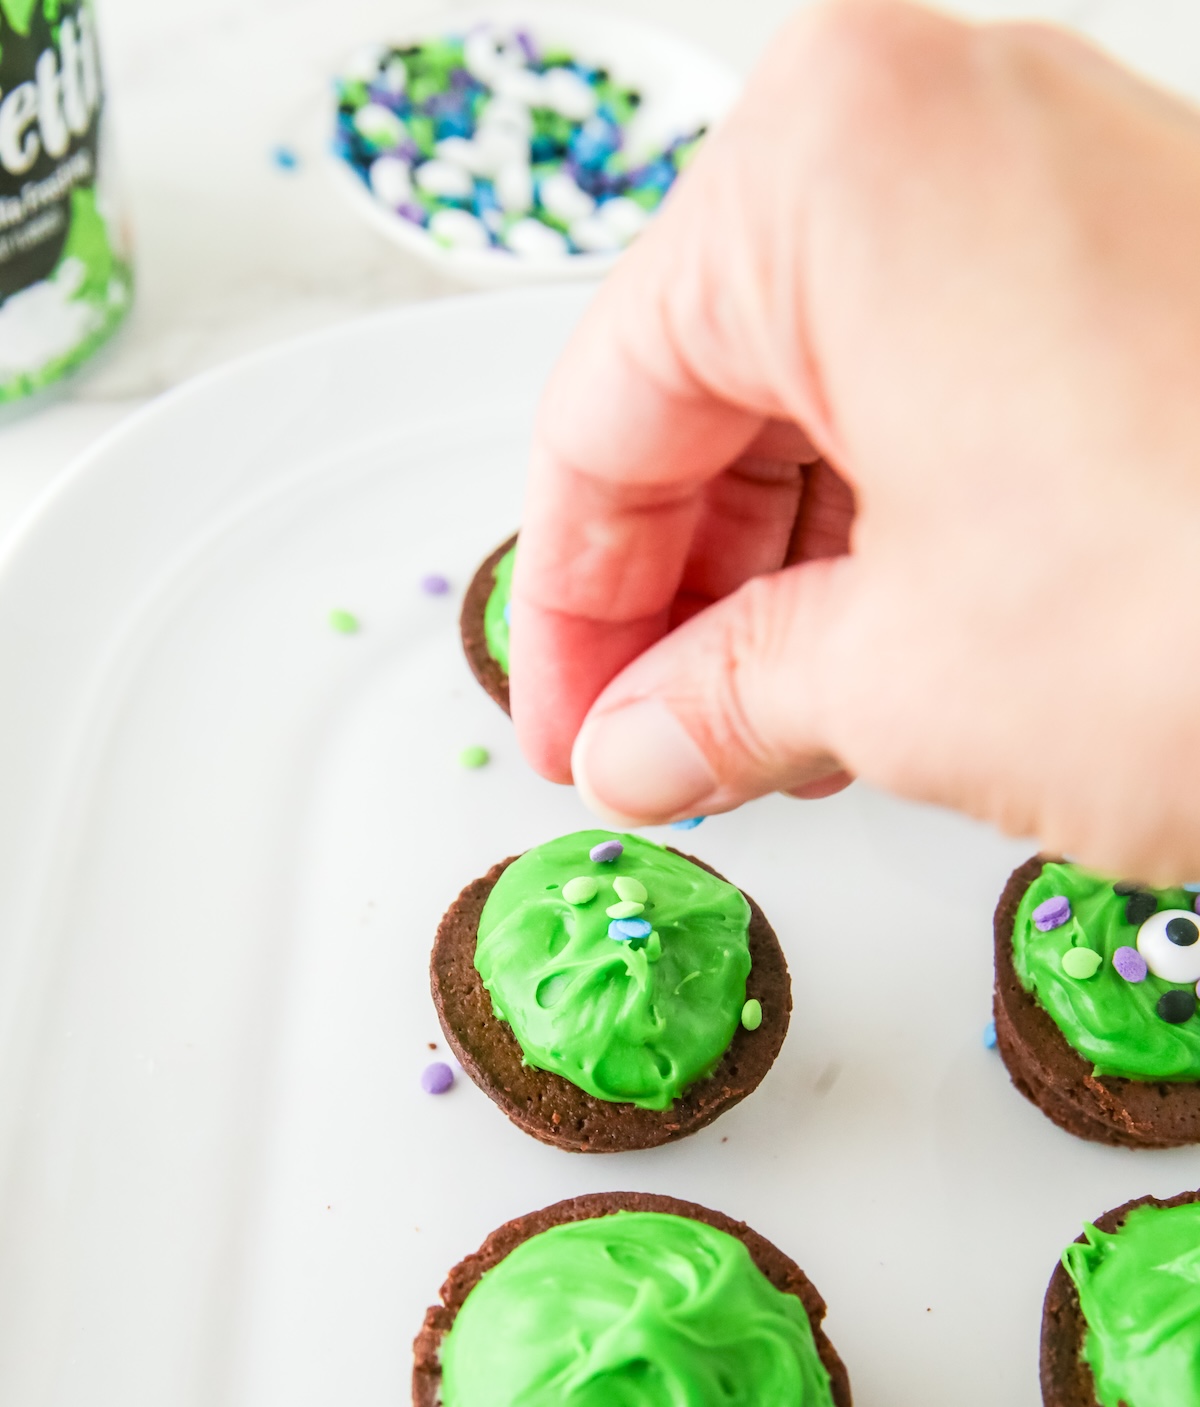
[0,0,132,407]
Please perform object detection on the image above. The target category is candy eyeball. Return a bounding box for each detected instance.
[1137,909,1200,983]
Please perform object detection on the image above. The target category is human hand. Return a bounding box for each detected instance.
[509,0,1200,881]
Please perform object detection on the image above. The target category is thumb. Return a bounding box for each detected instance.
[570,556,856,825]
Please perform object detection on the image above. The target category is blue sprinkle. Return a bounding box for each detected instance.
[503,602,512,625]
[1185,883,1200,893]
[609,918,652,941]
[982,1021,997,1050]
[670,816,705,831]
[271,145,300,171]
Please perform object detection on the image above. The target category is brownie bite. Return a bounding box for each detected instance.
[460,532,516,715]
[414,1190,851,1407]
[994,855,1200,1147]
[431,829,791,1152]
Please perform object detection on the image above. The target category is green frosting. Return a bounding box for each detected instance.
[1064,1201,1200,1407]
[1012,861,1200,1080]
[440,1211,837,1407]
[475,830,751,1109]
[483,544,515,673]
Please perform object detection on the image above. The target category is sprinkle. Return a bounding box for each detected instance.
[329,608,360,634]
[420,573,450,595]
[590,839,623,863]
[1061,947,1102,980]
[272,144,300,170]
[562,875,598,905]
[1158,989,1197,1024]
[609,917,652,941]
[606,900,644,919]
[421,1061,455,1094]
[458,744,490,768]
[1112,881,1143,896]
[1195,893,1200,916]
[670,816,705,831]
[613,876,647,903]
[982,1021,998,1050]
[1113,946,1148,983]
[1126,892,1158,926]
[741,999,763,1031]
[503,602,512,625]
[1033,895,1071,931]
[1185,883,1200,893]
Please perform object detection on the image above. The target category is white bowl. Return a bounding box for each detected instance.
[329,2,741,288]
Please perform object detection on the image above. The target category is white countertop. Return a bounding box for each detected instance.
[2,0,1198,531]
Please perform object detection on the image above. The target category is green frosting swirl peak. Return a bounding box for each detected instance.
[440,1211,837,1407]
[483,544,515,673]
[1012,861,1200,1080]
[1064,1200,1200,1407]
[476,830,751,1109]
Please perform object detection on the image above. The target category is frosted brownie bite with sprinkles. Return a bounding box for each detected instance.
[994,855,1200,1146]
[430,829,791,1151]
[413,1190,852,1407]
[460,532,516,714]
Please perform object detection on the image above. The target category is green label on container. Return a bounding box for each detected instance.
[0,0,132,403]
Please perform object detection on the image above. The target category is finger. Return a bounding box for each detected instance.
[787,458,856,564]
[569,555,856,824]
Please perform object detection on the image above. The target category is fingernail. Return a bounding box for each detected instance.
[572,698,716,824]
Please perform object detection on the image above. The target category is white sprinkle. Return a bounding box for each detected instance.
[599,196,650,244]
[504,218,569,259]
[415,159,475,200]
[369,155,413,206]
[477,95,533,138]
[539,171,595,223]
[353,104,405,149]
[569,215,621,253]
[495,66,547,107]
[495,159,534,214]
[541,67,597,121]
[343,44,385,81]
[429,208,491,251]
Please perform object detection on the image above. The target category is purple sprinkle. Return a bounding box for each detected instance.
[396,201,427,226]
[1033,895,1071,931]
[514,28,539,63]
[590,840,623,863]
[421,572,450,596]
[1113,946,1148,983]
[609,917,652,942]
[670,816,705,831]
[421,1061,454,1095]
[1194,892,1200,915]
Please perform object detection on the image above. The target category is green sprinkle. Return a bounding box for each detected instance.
[563,876,599,906]
[644,930,662,960]
[606,900,645,919]
[1061,947,1102,980]
[613,876,647,904]
[741,998,763,1031]
[458,745,490,769]
[329,609,360,634]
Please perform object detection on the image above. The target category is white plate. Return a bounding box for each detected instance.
[0,284,1192,1407]
[331,3,740,287]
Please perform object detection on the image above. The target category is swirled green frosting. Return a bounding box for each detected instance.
[483,544,515,673]
[440,1211,837,1407]
[475,830,751,1109]
[1064,1201,1200,1407]
[1012,861,1200,1080]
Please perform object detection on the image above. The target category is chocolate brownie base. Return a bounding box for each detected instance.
[1040,1187,1200,1406]
[993,855,1200,1148]
[430,850,792,1153]
[459,532,516,716]
[413,1190,852,1407]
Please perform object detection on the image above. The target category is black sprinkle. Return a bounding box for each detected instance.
[1112,881,1143,896]
[1126,892,1158,925]
[1167,916,1200,947]
[1157,990,1197,1024]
